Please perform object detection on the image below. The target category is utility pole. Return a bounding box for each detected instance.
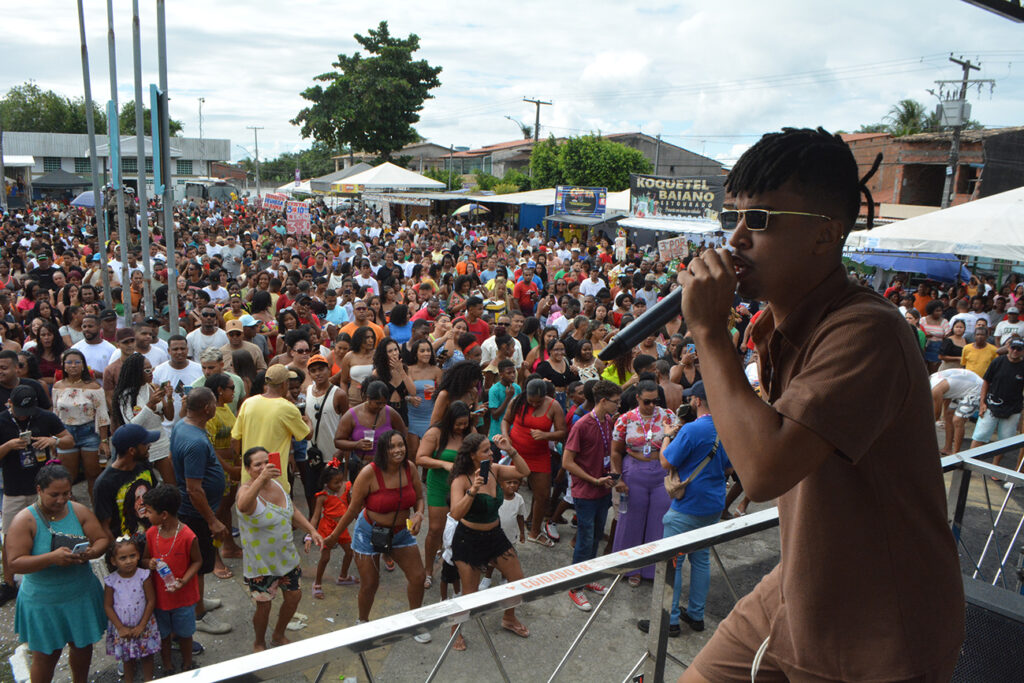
[448,144,454,190]
[523,97,552,143]
[156,0,179,334]
[940,56,980,209]
[107,0,132,323]
[0,121,6,214]
[654,133,662,175]
[247,126,263,199]
[197,97,205,173]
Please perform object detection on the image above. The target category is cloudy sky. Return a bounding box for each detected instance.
[4,1,1023,166]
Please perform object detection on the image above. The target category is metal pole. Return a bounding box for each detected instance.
[107,0,132,323]
[156,0,179,334]
[77,0,113,310]
[448,144,453,189]
[132,0,153,316]
[548,574,622,682]
[940,56,980,209]
[654,133,662,175]
[197,96,204,169]
[0,121,6,213]
[247,126,263,199]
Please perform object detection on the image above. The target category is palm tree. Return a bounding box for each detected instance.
[884,99,930,137]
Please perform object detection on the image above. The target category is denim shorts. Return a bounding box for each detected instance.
[972,410,1021,444]
[351,512,418,556]
[58,422,100,453]
[154,605,196,639]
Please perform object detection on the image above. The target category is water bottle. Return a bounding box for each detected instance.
[619,491,630,514]
[155,559,176,589]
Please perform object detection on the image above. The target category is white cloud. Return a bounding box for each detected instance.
[2,0,1022,167]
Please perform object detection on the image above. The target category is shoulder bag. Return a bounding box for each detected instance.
[664,436,719,500]
[306,386,334,467]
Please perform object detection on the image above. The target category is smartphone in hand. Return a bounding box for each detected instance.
[267,452,282,471]
[72,542,90,555]
[479,459,491,484]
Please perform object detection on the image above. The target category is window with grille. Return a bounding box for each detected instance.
[176,160,193,175]
[43,157,61,172]
[122,157,138,174]
[74,158,91,174]
[145,157,153,173]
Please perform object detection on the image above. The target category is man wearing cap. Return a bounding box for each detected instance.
[92,423,160,542]
[994,306,1024,348]
[972,339,1024,469]
[72,314,117,383]
[634,380,731,637]
[220,319,267,373]
[187,306,229,363]
[0,385,73,605]
[98,309,120,344]
[231,364,310,494]
[27,250,62,293]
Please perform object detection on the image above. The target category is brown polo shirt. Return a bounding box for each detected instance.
[744,266,964,679]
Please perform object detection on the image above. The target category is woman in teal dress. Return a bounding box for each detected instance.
[7,463,108,683]
[414,401,473,589]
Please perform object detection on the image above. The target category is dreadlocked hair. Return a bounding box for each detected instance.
[725,127,883,233]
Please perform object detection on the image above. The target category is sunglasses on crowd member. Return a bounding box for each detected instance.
[640,398,657,406]
[718,209,831,232]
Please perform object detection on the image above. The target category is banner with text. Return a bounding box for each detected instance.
[286,200,310,235]
[629,175,724,221]
[555,186,607,217]
[263,193,287,212]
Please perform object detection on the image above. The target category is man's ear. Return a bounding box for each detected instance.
[813,219,846,255]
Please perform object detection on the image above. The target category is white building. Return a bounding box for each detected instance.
[2,131,230,198]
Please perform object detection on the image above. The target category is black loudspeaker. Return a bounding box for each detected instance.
[954,576,1024,682]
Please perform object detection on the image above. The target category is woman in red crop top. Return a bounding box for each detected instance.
[327,430,431,639]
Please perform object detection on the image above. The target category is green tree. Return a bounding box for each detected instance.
[529,134,651,191]
[118,100,183,136]
[422,167,460,190]
[884,99,930,137]
[529,135,563,188]
[292,21,442,161]
[502,168,532,192]
[0,81,107,133]
[255,142,341,184]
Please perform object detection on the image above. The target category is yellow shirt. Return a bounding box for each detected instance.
[206,404,236,451]
[961,343,999,378]
[231,395,309,492]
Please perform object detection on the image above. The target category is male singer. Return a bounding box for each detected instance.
[677,128,963,682]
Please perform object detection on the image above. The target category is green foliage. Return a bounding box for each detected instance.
[529,135,563,188]
[0,81,107,133]
[502,168,532,192]
[492,183,519,195]
[118,100,183,136]
[422,167,460,190]
[858,99,984,137]
[250,141,341,184]
[292,21,442,161]
[529,134,651,191]
[472,170,501,192]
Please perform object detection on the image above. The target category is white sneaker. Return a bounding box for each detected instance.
[479,577,492,589]
[544,522,560,541]
[413,631,432,644]
[203,597,222,611]
[196,611,232,634]
[1005,481,1014,490]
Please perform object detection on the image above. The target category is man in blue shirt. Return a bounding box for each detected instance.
[170,387,231,635]
[638,381,731,637]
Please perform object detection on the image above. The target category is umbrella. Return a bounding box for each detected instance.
[845,249,971,283]
[452,203,490,216]
[70,190,97,208]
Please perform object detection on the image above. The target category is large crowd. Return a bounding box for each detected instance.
[0,178,1002,681]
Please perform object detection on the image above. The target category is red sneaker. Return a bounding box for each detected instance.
[568,589,592,612]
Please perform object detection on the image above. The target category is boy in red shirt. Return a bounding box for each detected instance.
[143,484,202,672]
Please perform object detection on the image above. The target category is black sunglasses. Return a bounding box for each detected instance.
[640,398,657,406]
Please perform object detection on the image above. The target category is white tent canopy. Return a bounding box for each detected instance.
[846,186,1024,261]
[332,162,445,191]
[276,179,312,196]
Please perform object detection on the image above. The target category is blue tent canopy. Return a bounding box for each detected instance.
[845,249,971,283]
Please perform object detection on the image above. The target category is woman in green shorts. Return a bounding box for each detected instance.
[415,400,474,589]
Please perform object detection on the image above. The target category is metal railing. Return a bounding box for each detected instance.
[161,437,1024,683]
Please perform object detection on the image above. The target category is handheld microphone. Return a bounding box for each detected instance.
[598,287,683,362]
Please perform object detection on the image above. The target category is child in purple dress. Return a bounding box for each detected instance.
[104,537,161,681]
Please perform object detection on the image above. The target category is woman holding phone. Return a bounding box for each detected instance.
[449,433,531,643]
[324,430,431,641]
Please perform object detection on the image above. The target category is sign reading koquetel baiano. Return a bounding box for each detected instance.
[629,174,724,222]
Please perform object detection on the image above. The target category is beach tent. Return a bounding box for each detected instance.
[332,162,445,191]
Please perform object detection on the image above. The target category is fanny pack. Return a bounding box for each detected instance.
[664,437,719,500]
[368,465,404,554]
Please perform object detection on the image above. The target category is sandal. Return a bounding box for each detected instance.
[213,565,233,579]
[424,575,433,589]
[384,557,396,572]
[334,575,359,586]
[501,620,530,638]
[628,575,642,587]
[526,533,555,548]
[312,584,324,599]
